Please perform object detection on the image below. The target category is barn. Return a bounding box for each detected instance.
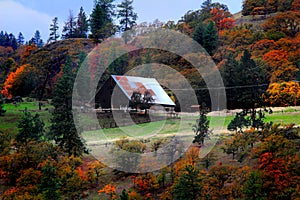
[95,75,175,111]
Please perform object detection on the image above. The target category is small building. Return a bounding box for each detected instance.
[95,75,175,110]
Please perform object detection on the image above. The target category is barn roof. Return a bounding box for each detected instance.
[111,75,175,107]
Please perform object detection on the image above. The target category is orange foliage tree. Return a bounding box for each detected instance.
[98,184,117,200]
[210,7,235,30]
[1,64,37,98]
[263,81,300,106]
[262,50,298,82]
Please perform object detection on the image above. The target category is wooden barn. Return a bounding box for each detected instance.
[95,75,175,110]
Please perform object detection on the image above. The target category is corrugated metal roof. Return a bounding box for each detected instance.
[111,75,175,106]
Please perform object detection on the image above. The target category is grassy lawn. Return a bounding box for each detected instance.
[0,102,53,135]
[2,101,300,140]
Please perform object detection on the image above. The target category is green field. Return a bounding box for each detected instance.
[0,102,52,135]
[1,102,300,140]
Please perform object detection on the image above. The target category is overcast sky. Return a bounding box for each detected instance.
[0,0,242,42]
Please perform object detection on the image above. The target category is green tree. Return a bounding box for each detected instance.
[221,51,267,109]
[203,21,218,56]
[48,56,86,156]
[62,11,76,39]
[38,160,61,200]
[117,0,138,43]
[192,21,205,46]
[200,0,213,20]
[172,165,202,200]
[17,32,24,45]
[90,0,116,42]
[48,17,60,43]
[30,30,43,47]
[0,94,6,116]
[243,171,267,200]
[75,7,89,38]
[193,104,210,145]
[16,108,44,146]
[120,189,129,200]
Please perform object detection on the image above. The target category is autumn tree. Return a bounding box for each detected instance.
[1,64,37,98]
[48,56,86,156]
[117,0,138,43]
[262,11,300,37]
[263,50,298,82]
[263,81,300,106]
[210,7,235,30]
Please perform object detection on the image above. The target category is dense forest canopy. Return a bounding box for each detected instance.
[0,0,300,199]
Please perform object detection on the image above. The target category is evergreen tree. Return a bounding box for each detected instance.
[117,0,138,43]
[243,171,267,200]
[200,0,213,20]
[119,189,129,200]
[192,21,205,45]
[48,57,86,156]
[221,51,267,109]
[16,108,44,146]
[17,32,25,45]
[32,30,44,47]
[90,0,116,42]
[7,33,18,50]
[38,161,61,200]
[48,17,60,43]
[193,103,210,145]
[239,50,267,109]
[62,11,77,39]
[203,21,218,56]
[172,165,202,200]
[75,7,89,38]
[0,93,6,116]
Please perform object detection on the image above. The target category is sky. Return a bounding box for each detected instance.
[0,0,242,42]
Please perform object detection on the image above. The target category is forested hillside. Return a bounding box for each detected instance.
[0,0,300,199]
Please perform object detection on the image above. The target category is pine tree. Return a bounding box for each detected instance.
[16,108,44,146]
[75,7,89,38]
[172,165,202,200]
[200,0,213,20]
[62,11,77,39]
[120,189,129,200]
[192,21,205,45]
[17,32,24,45]
[203,21,218,55]
[0,93,6,116]
[117,0,137,43]
[193,103,210,145]
[48,17,60,43]
[90,0,116,42]
[48,56,86,156]
[31,30,44,47]
[38,161,61,200]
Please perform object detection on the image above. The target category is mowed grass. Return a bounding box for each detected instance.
[83,110,300,141]
[0,102,53,135]
[1,101,300,139]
